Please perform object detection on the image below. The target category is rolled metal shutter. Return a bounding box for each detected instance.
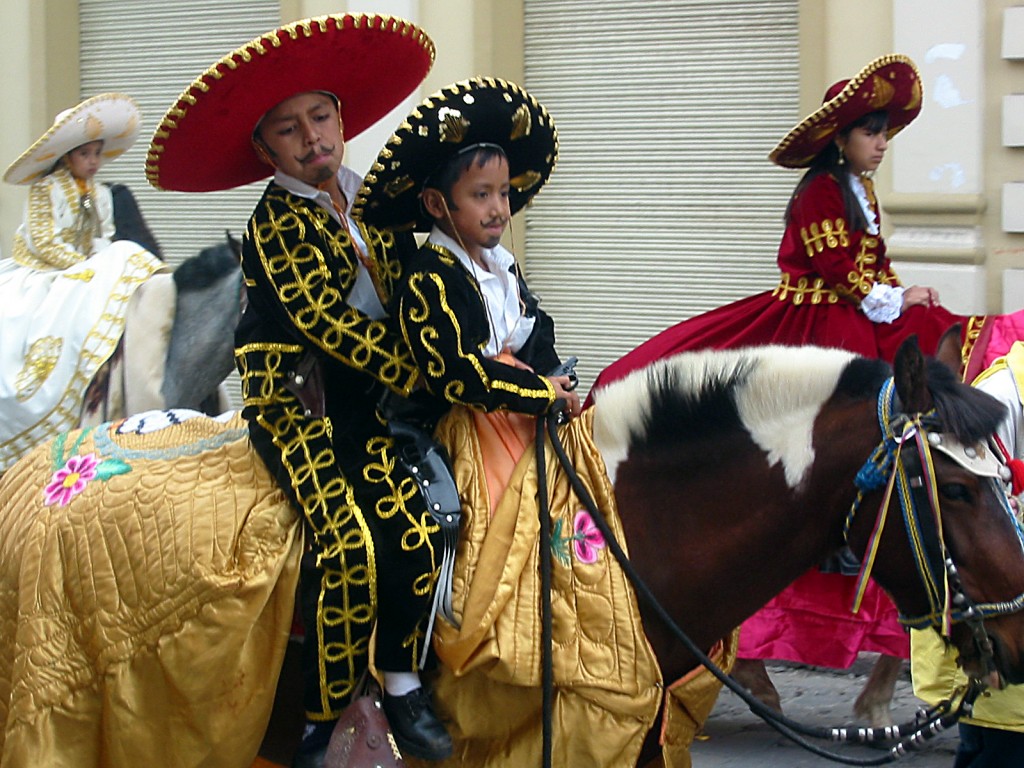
[80,0,280,266]
[523,0,800,394]
[79,0,280,409]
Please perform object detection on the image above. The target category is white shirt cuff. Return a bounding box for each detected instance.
[860,283,904,323]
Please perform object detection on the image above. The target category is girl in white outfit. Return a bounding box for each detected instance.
[0,93,166,471]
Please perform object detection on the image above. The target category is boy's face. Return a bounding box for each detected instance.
[256,91,344,186]
[435,153,511,262]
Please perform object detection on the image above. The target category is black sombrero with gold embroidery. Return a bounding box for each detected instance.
[770,54,923,169]
[352,77,558,232]
[146,14,434,192]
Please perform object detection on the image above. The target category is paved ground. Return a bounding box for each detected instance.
[260,646,963,767]
[691,655,959,767]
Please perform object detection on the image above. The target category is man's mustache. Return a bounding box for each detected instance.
[297,144,336,163]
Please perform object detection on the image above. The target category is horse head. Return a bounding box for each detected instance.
[847,334,1024,690]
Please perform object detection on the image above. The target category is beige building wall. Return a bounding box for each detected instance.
[2,0,1021,311]
[1,0,79,259]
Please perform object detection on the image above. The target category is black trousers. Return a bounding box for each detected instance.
[247,396,440,720]
[954,723,1024,768]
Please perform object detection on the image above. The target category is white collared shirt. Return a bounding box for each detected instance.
[428,227,536,357]
[849,173,879,236]
[273,165,385,319]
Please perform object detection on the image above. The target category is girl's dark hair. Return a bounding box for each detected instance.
[425,144,507,208]
[784,110,889,231]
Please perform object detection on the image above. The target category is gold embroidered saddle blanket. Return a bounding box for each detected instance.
[0,412,302,768]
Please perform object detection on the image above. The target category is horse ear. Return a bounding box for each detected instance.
[934,324,963,378]
[225,230,242,258]
[893,335,933,412]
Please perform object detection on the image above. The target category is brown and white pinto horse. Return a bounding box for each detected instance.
[586,336,1024,765]
[0,338,1022,767]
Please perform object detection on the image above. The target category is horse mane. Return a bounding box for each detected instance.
[173,239,241,294]
[924,357,1007,444]
[591,345,1006,487]
[108,182,164,260]
[592,346,872,487]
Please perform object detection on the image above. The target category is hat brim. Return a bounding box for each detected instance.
[353,77,558,232]
[769,54,922,169]
[4,93,141,186]
[146,14,434,193]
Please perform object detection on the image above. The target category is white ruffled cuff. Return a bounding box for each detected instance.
[860,283,905,323]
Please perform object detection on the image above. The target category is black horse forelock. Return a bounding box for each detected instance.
[924,357,1008,445]
[173,241,240,293]
[834,356,892,402]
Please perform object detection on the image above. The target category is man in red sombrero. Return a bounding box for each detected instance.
[148,15,452,766]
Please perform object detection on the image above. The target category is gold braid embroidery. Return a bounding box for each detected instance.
[773,274,840,305]
[235,342,304,406]
[15,337,63,400]
[790,217,896,301]
[13,173,87,270]
[250,195,416,394]
[800,217,849,258]
[257,405,375,716]
[401,261,554,407]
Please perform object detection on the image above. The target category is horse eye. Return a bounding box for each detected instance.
[939,483,972,503]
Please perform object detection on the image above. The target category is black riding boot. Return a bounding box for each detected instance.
[383,687,453,761]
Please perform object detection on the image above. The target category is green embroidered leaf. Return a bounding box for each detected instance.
[95,459,131,480]
[550,517,571,568]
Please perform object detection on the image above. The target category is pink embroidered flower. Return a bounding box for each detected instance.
[44,453,99,506]
[572,510,606,564]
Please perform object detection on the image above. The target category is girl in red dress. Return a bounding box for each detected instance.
[589,55,990,715]
[592,55,980,396]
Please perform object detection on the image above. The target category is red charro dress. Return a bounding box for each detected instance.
[590,172,992,667]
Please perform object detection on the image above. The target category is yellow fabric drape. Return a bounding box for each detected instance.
[411,407,736,767]
[0,414,303,768]
[420,407,660,766]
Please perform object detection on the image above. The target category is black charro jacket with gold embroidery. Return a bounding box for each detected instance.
[235,180,419,423]
[393,242,560,415]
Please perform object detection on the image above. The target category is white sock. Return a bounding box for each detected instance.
[383,670,422,697]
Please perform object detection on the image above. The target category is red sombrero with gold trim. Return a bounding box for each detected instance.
[146,14,434,192]
[769,54,923,169]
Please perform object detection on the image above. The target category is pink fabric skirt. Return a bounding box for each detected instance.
[736,570,909,667]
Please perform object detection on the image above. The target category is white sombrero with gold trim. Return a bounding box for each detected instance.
[4,93,141,185]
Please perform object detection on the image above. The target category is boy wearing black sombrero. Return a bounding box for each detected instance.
[354,77,579,462]
[148,15,453,765]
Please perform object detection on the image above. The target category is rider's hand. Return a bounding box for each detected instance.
[902,285,939,310]
[548,376,581,420]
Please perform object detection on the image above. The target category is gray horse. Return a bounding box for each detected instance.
[76,186,243,430]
